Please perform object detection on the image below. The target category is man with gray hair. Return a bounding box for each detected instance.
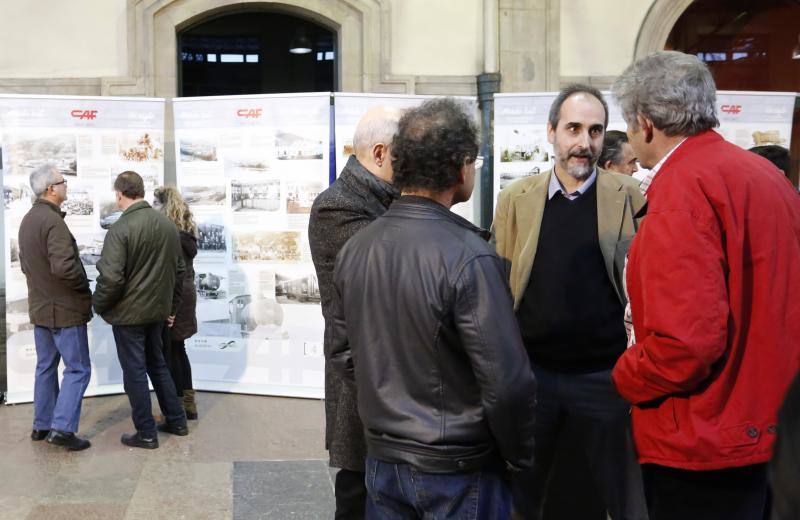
[308,106,402,519]
[611,50,800,519]
[18,164,92,451]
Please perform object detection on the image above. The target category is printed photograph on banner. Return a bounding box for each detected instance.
[98,198,123,230]
[117,131,164,163]
[233,230,301,262]
[286,180,324,214]
[275,268,320,305]
[275,129,324,161]
[182,183,227,208]
[223,150,272,177]
[5,295,36,380]
[231,179,281,212]
[180,137,218,162]
[3,178,34,216]
[62,183,94,217]
[196,214,227,260]
[74,232,104,266]
[9,238,20,270]
[3,132,77,177]
[495,125,553,192]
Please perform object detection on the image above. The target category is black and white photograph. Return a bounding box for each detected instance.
[197,217,227,252]
[182,184,226,206]
[275,271,320,304]
[3,183,33,211]
[275,130,324,160]
[118,131,164,162]
[233,231,301,262]
[180,137,218,162]
[9,238,20,268]
[76,235,104,265]
[4,133,78,176]
[286,180,324,214]
[195,270,228,300]
[231,179,281,212]
[99,200,123,230]
[62,185,94,216]
[497,128,551,163]
[223,152,271,176]
[498,168,541,191]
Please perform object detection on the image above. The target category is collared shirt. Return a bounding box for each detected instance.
[637,138,688,195]
[626,137,688,346]
[548,168,597,200]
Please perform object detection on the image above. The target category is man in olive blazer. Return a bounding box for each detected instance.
[491,85,647,520]
[493,167,644,310]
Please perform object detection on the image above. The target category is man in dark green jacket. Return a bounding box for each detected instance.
[19,164,93,451]
[93,171,187,449]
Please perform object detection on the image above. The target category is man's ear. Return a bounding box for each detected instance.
[547,122,555,145]
[638,114,655,144]
[372,143,387,168]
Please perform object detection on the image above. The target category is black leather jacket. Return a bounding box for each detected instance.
[331,196,537,473]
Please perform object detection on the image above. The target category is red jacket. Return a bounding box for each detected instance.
[613,130,800,470]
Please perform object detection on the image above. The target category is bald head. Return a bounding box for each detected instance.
[352,106,403,183]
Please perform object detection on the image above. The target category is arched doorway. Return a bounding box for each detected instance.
[664,0,800,184]
[178,11,336,96]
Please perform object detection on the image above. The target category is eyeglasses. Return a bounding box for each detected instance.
[49,180,67,188]
[473,156,484,170]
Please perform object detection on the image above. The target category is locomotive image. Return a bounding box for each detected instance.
[195,272,226,299]
[275,273,320,304]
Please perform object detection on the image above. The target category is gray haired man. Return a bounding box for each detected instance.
[308,106,402,519]
[18,164,92,451]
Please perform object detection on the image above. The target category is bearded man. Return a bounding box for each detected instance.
[492,84,648,519]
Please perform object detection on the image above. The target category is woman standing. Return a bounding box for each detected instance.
[154,186,199,420]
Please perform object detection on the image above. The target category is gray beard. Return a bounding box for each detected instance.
[566,161,594,180]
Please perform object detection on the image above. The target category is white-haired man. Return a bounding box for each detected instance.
[18,164,92,451]
[612,50,800,520]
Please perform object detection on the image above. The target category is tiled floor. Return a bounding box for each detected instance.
[0,392,333,519]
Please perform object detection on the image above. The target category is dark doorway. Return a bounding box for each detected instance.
[178,11,336,97]
[666,0,800,184]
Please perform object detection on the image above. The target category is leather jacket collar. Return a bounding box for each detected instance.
[390,195,491,241]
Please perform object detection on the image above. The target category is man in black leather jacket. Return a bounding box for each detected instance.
[331,98,537,519]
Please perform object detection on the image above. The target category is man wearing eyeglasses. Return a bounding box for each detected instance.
[18,164,93,451]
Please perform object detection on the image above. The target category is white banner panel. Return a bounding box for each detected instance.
[333,93,480,224]
[714,91,796,150]
[1,94,165,404]
[172,93,330,399]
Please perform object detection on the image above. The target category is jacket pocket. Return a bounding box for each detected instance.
[720,422,760,447]
[657,398,679,433]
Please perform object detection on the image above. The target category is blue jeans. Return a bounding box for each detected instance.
[33,324,91,433]
[365,456,511,519]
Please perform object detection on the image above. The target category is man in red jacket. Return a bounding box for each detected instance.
[611,50,800,520]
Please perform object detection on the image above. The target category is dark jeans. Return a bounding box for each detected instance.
[113,322,186,437]
[365,456,511,519]
[642,463,768,520]
[512,365,647,519]
[161,327,193,397]
[335,469,366,519]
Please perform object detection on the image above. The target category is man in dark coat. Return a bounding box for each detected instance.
[93,171,187,450]
[18,164,92,451]
[308,106,402,519]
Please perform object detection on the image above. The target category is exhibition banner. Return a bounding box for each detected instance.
[1,94,166,404]
[332,93,480,224]
[172,93,330,399]
[714,91,796,151]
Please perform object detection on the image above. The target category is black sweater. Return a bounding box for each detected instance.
[517,182,627,372]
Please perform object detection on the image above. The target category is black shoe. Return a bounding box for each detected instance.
[31,429,50,441]
[45,430,91,451]
[157,421,189,436]
[185,410,198,421]
[121,431,159,449]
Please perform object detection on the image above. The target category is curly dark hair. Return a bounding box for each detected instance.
[391,98,479,192]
